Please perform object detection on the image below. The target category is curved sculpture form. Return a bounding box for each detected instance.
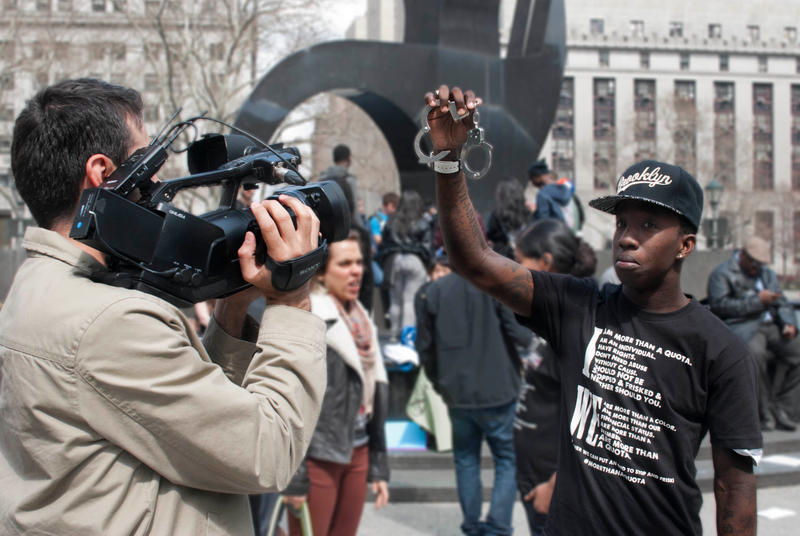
[234,0,565,212]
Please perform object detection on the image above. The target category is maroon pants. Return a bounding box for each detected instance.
[289,445,369,536]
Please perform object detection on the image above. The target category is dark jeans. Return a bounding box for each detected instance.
[520,493,548,536]
[450,400,517,536]
[249,493,280,536]
[749,323,800,418]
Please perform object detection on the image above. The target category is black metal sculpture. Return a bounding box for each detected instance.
[234,0,566,213]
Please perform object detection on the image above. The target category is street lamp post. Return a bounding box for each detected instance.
[705,178,725,249]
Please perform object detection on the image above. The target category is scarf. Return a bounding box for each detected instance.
[333,297,378,416]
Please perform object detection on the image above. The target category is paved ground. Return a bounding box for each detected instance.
[357,484,800,535]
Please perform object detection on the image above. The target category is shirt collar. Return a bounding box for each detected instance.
[22,227,107,276]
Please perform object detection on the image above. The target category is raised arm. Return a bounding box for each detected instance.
[426,85,534,316]
[712,446,756,536]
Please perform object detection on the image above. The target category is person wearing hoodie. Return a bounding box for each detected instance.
[527,159,575,224]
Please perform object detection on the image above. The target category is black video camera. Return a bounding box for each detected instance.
[69,122,351,308]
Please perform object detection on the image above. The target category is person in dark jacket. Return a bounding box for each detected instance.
[284,231,390,536]
[378,190,434,342]
[707,236,800,431]
[416,269,533,536]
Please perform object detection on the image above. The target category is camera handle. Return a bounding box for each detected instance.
[261,240,329,292]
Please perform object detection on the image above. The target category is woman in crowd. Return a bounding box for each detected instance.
[378,190,433,343]
[284,230,390,536]
[512,219,596,536]
[485,178,531,259]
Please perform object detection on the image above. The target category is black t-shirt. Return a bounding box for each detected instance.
[518,271,762,536]
[514,338,561,494]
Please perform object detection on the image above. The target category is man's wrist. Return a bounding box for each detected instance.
[265,283,313,311]
[434,147,461,162]
[433,160,461,175]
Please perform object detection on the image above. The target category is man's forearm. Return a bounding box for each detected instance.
[713,447,756,535]
[715,481,756,535]
[435,171,490,278]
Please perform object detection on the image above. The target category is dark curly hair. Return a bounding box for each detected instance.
[492,178,530,235]
[516,219,597,277]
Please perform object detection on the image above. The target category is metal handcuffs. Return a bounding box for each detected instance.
[412,99,493,180]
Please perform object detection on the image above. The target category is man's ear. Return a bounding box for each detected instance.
[678,233,696,260]
[541,252,555,271]
[83,153,116,188]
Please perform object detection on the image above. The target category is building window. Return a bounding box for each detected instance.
[111,43,126,61]
[551,78,575,181]
[143,42,162,60]
[0,41,14,62]
[144,106,160,123]
[57,0,71,10]
[639,51,650,69]
[3,0,17,10]
[112,0,125,11]
[714,82,735,189]
[797,57,800,74]
[634,80,656,161]
[674,81,697,175]
[0,135,10,150]
[0,72,15,90]
[754,211,774,257]
[630,20,644,37]
[593,78,616,190]
[144,0,159,14]
[144,73,159,92]
[89,43,105,61]
[747,25,760,43]
[32,41,46,60]
[758,56,768,73]
[719,54,729,72]
[794,212,800,263]
[35,70,49,88]
[0,104,13,121]
[680,53,690,71]
[709,23,722,39]
[599,50,609,68]
[791,85,800,191]
[590,18,604,35]
[54,41,69,60]
[753,83,773,191]
[35,0,50,11]
[209,42,225,61]
[91,0,105,12]
[669,21,683,38]
[786,26,798,43]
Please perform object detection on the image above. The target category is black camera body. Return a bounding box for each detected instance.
[69,133,350,308]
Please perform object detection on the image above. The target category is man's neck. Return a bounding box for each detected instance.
[621,272,689,313]
[50,219,107,267]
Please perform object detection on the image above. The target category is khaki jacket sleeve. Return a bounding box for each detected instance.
[74,297,327,494]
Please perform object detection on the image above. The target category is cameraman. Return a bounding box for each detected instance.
[0,78,327,535]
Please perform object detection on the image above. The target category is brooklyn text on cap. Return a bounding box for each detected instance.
[588,160,704,230]
[744,236,771,265]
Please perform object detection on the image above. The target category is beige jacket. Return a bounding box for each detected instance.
[0,228,326,535]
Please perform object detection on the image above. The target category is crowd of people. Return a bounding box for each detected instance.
[0,75,792,536]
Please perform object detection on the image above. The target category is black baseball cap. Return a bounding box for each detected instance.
[527,158,551,177]
[589,160,703,230]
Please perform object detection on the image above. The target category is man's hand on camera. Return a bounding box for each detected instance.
[424,84,482,156]
[238,195,320,311]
